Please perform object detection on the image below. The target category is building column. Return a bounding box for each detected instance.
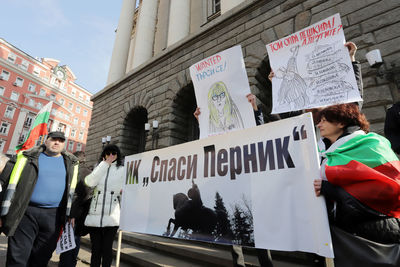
[153,0,171,56]
[190,0,204,33]
[167,0,191,47]
[125,35,136,73]
[220,0,245,14]
[7,108,28,155]
[107,0,136,85]
[131,0,159,69]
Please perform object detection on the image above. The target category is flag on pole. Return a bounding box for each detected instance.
[15,101,53,153]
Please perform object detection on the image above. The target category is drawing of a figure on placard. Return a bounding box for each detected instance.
[275,45,309,110]
[306,43,355,105]
[208,81,244,134]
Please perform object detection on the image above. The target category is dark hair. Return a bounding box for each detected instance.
[317,103,370,132]
[99,144,123,167]
[73,151,86,162]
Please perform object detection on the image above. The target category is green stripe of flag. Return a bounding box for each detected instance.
[325,133,398,168]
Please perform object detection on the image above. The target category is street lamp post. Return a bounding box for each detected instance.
[101,136,111,148]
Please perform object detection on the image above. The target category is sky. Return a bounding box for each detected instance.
[0,0,124,95]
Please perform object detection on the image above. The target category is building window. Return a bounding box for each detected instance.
[80,121,86,128]
[57,123,66,132]
[19,129,29,143]
[35,136,45,146]
[40,88,46,96]
[0,86,5,96]
[76,143,82,151]
[10,91,19,101]
[36,102,42,109]
[21,60,29,71]
[83,109,88,117]
[33,66,40,77]
[5,106,15,119]
[74,118,78,125]
[28,99,35,107]
[79,93,83,101]
[68,140,74,151]
[59,98,65,105]
[24,114,35,128]
[51,109,57,115]
[47,119,53,131]
[0,122,10,135]
[68,102,73,110]
[15,77,24,87]
[79,131,84,140]
[28,83,36,92]
[71,88,76,96]
[207,0,221,19]
[1,70,10,81]
[60,83,67,92]
[71,129,76,138]
[75,106,81,113]
[50,94,56,101]
[7,53,16,63]
[0,139,5,152]
[65,114,70,121]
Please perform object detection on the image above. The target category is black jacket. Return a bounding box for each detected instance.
[0,145,78,236]
[384,102,400,154]
[320,129,400,244]
[321,180,400,244]
[70,162,92,236]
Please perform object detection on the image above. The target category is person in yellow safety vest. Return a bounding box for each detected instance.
[0,131,79,267]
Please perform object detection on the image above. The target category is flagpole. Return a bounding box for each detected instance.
[40,135,46,145]
[116,230,123,267]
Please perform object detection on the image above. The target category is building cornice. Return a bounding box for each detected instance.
[0,38,50,70]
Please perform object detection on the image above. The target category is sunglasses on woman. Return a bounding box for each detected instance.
[105,151,117,156]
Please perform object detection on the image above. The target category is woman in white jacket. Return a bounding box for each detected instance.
[84,144,124,267]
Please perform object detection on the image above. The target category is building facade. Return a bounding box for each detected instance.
[86,0,400,164]
[0,38,93,155]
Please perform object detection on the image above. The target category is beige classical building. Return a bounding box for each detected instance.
[84,0,400,264]
[87,0,400,164]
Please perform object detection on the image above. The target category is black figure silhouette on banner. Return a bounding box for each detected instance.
[165,181,217,240]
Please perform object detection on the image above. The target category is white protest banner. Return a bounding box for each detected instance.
[56,222,76,254]
[189,45,256,139]
[121,113,334,258]
[266,13,362,114]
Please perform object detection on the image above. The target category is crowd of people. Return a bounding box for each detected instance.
[0,41,399,267]
[0,134,124,267]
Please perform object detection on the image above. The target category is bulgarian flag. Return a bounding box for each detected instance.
[15,101,53,153]
[323,131,400,218]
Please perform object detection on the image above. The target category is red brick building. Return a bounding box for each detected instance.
[0,38,93,155]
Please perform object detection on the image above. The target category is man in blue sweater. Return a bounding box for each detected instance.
[0,131,79,267]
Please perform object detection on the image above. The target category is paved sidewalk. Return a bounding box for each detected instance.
[0,234,127,267]
[0,234,7,267]
[0,234,90,267]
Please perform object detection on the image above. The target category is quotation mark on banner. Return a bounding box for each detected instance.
[293,125,307,141]
[142,177,149,187]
